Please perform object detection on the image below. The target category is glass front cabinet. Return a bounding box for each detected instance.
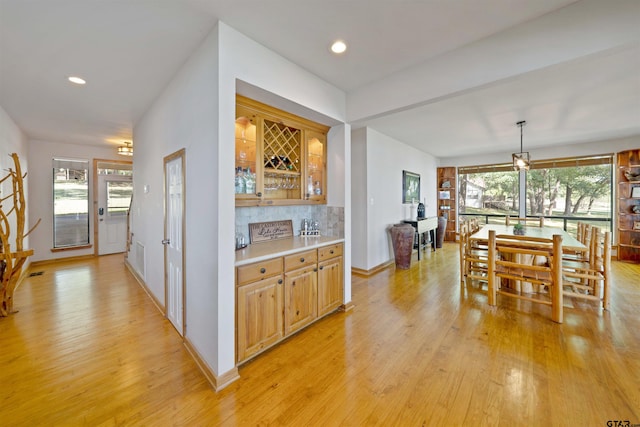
[235,95,328,206]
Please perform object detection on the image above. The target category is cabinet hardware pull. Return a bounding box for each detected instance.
[260,268,266,273]
[300,257,305,262]
[278,279,283,284]
[330,250,334,254]
[319,266,323,270]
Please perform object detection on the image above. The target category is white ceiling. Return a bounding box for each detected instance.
[1,0,638,158]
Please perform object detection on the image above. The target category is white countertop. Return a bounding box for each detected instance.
[235,236,345,266]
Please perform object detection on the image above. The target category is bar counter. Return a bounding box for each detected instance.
[235,236,345,266]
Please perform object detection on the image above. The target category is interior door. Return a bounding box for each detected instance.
[164,150,186,336]
[98,175,133,255]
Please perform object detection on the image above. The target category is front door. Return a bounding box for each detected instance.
[164,149,186,336]
[98,174,133,255]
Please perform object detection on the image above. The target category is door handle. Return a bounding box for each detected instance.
[98,207,104,215]
[161,239,170,245]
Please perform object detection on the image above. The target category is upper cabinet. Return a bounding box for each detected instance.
[235,95,329,206]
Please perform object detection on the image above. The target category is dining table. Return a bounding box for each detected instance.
[470,224,586,253]
[470,224,587,293]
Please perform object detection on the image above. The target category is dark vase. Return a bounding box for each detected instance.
[417,202,425,219]
[436,216,447,248]
[390,224,415,269]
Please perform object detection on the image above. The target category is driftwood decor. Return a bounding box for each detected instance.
[0,153,39,316]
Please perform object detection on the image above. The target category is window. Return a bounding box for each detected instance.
[458,154,613,232]
[53,159,89,248]
[459,164,519,224]
[525,155,612,232]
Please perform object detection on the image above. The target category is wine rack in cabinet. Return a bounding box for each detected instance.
[437,167,457,242]
[617,149,640,263]
[235,95,328,206]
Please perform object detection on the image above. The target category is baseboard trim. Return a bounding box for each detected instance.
[339,301,355,312]
[351,260,394,277]
[124,258,165,314]
[184,338,240,391]
[30,254,96,268]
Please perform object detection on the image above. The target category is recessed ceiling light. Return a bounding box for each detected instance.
[331,40,347,54]
[68,76,86,85]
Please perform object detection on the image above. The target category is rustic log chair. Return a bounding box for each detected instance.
[562,227,611,310]
[487,229,564,323]
[459,220,489,285]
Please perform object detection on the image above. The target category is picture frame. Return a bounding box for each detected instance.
[631,186,640,198]
[633,221,640,231]
[402,170,420,204]
[439,190,450,200]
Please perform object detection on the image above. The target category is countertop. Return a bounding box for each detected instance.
[235,236,345,266]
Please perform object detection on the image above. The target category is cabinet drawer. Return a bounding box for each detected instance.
[237,258,283,286]
[318,243,343,261]
[284,249,317,272]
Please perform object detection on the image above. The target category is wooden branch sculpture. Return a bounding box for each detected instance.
[1,153,39,316]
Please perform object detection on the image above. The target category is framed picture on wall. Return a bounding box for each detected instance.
[631,186,640,198]
[402,170,420,204]
[633,221,640,231]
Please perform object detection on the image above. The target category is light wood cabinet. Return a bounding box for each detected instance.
[236,276,284,362]
[236,258,284,362]
[617,149,640,263]
[235,95,329,206]
[284,265,318,335]
[236,242,344,363]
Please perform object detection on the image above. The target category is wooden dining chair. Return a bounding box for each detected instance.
[459,220,489,285]
[487,229,564,323]
[505,216,545,227]
[563,228,611,310]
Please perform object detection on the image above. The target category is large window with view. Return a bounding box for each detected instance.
[525,155,612,234]
[459,155,613,233]
[459,165,519,225]
[53,159,90,248]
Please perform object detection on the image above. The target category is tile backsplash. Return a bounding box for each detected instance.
[236,205,344,240]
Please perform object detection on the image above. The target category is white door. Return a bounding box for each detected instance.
[164,150,185,336]
[98,175,133,255]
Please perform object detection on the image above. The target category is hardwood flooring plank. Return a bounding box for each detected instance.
[1,247,639,425]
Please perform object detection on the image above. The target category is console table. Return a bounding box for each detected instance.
[403,217,438,260]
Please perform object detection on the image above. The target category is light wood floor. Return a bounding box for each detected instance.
[2,245,639,425]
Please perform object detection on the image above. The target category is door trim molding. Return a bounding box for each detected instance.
[92,158,133,256]
[163,149,187,337]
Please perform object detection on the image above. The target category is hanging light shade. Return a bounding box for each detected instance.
[118,141,133,156]
[512,121,530,171]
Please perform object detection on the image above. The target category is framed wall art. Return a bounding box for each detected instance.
[402,170,420,204]
[631,186,640,198]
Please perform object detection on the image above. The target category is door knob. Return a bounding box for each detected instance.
[161,239,170,245]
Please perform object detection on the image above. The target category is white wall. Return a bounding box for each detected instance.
[132,24,220,374]
[0,105,30,262]
[351,127,438,271]
[132,21,348,380]
[27,139,121,262]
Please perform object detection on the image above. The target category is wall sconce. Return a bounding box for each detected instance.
[118,141,133,156]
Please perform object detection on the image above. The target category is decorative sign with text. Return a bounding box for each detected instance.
[249,220,294,243]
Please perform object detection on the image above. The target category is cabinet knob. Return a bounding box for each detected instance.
[330,250,334,254]
[319,266,324,270]
[300,257,305,263]
[260,267,266,274]
[278,279,283,284]
[256,192,262,197]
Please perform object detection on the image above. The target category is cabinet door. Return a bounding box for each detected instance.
[305,130,326,203]
[284,266,317,335]
[318,256,343,316]
[235,105,260,202]
[237,276,284,362]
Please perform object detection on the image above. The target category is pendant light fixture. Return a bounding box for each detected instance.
[512,120,530,171]
[118,141,133,156]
